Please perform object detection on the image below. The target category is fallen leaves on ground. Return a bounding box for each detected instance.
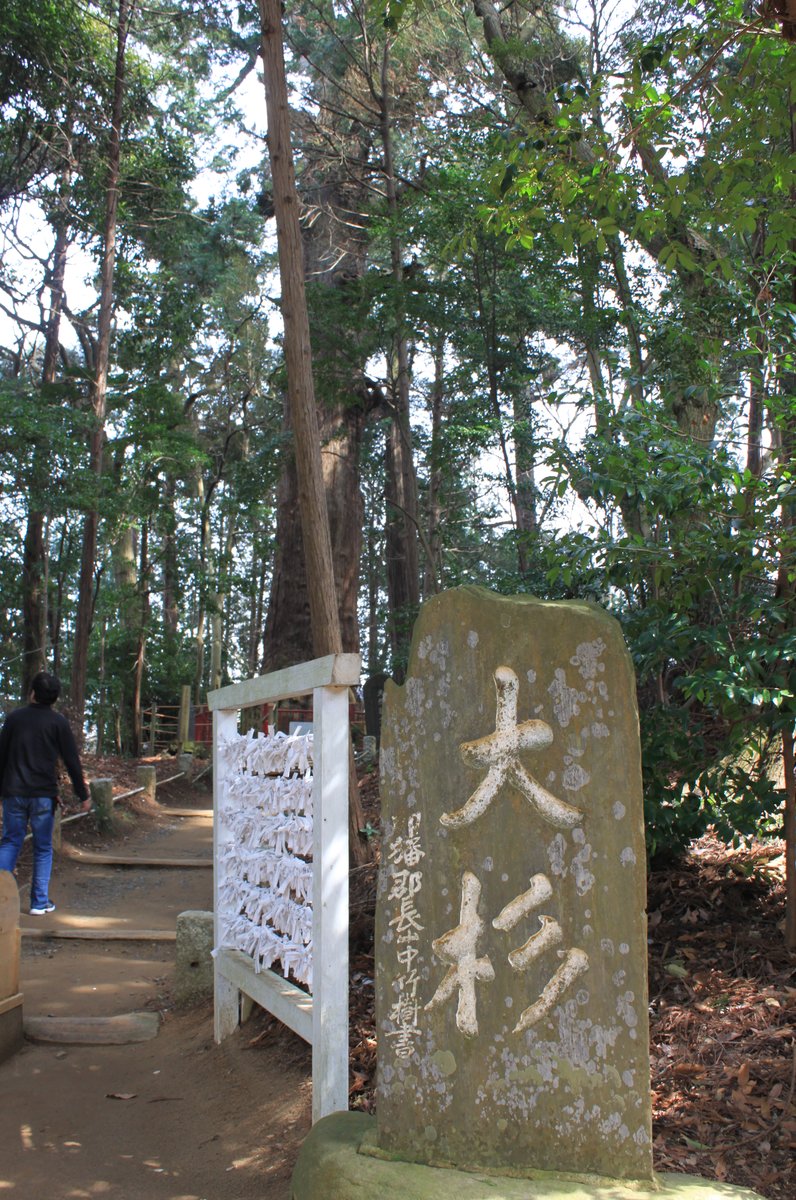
[647,834,794,1199]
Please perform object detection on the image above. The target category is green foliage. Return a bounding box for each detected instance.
[540,401,794,856]
[0,0,793,870]
[0,376,95,508]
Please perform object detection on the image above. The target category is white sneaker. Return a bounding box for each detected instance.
[30,902,56,915]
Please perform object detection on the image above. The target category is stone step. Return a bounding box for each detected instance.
[21,926,176,941]
[24,1011,160,1045]
[158,807,213,819]
[62,846,210,868]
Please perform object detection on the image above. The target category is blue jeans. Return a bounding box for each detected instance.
[0,796,56,909]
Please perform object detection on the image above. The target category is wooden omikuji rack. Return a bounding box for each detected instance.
[209,652,360,1122]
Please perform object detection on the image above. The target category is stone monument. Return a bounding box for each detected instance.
[376,587,651,1178]
[0,870,23,1063]
[291,588,764,1200]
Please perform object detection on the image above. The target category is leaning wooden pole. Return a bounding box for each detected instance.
[258,0,368,864]
[258,0,341,656]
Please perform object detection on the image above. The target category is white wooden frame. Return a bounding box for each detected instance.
[209,652,360,1122]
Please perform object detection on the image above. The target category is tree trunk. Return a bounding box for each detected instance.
[161,475,179,641]
[248,546,268,677]
[258,0,367,864]
[22,158,74,698]
[423,337,445,597]
[513,383,538,563]
[111,505,139,755]
[259,0,343,655]
[260,119,372,674]
[579,242,609,434]
[131,520,149,757]
[70,0,134,729]
[380,43,420,675]
[210,508,237,691]
[21,514,47,699]
[263,396,365,672]
[97,617,107,755]
[49,520,72,678]
[366,501,382,674]
[193,473,214,705]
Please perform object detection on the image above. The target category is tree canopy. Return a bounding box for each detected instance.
[0,0,794,875]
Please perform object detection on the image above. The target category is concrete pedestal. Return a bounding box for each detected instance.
[0,995,23,1063]
[291,1114,763,1200]
[175,910,214,1007]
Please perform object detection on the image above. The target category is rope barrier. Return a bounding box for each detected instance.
[112,785,146,803]
[20,769,188,839]
[59,808,93,828]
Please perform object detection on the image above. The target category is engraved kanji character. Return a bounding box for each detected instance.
[397,943,421,971]
[389,868,423,902]
[398,967,421,997]
[388,812,425,867]
[388,992,420,1030]
[492,871,590,1033]
[390,896,424,937]
[442,667,583,830]
[513,948,589,1033]
[424,871,495,1037]
[387,1027,420,1058]
[493,872,562,969]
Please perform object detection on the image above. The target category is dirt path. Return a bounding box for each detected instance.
[0,783,311,1199]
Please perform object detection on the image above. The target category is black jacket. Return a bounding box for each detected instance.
[0,703,88,803]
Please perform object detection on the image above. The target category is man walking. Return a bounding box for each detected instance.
[0,672,90,914]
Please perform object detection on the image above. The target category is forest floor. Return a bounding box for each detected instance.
[1,755,794,1199]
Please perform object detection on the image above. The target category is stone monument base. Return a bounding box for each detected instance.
[0,996,23,1064]
[291,1114,763,1200]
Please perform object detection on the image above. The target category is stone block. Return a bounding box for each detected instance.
[175,909,214,1007]
[362,735,378,764]
[177,752,194,777]
[90,778,114,833]
[0,870,20,1002]
[136,764,157,804]
[376,588,652,1182]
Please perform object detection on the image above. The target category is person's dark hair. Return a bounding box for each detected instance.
[31,672,61,706]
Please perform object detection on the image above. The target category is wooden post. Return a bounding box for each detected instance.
[178,684,191,752]
[311,682,350,1121]
[90,778,114,833]
[136,764,157,805]
[52,805,62,852]
[213,706,241,1041]
[149,703,158,753]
